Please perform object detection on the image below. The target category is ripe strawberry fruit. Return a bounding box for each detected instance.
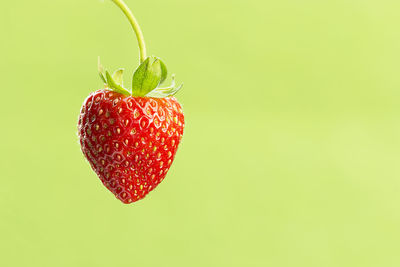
[78,91,184,203]
[78,0,184,203]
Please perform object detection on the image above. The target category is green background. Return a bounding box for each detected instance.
[1,0,400,266]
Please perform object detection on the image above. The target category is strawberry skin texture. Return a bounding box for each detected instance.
[78,89,184,203]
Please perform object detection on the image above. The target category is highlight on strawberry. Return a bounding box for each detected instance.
[77,0,185,204]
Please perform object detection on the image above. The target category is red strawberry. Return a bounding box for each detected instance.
[78,91,184,203]
[78,0,185,203]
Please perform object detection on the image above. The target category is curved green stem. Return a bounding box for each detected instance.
[111,0,147,62]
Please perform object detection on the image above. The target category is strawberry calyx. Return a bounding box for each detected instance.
[98,56,183,98]
[98,0,183,98]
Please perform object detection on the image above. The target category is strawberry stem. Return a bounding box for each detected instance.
[111,0,147,63]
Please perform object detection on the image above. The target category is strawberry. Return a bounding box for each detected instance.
[78,91,184,203]
[77,0,184,203]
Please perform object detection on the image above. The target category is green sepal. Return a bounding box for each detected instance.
[132,56,164,96]
[145,75,183,98]
[112,68,124,85]
[98,57,130,96]
[105,71,131,96]
[98,57,107,83]
[159,59,168,85]
[99,73,107,84]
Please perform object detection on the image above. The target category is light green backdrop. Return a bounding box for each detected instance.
[1,0,400,266]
